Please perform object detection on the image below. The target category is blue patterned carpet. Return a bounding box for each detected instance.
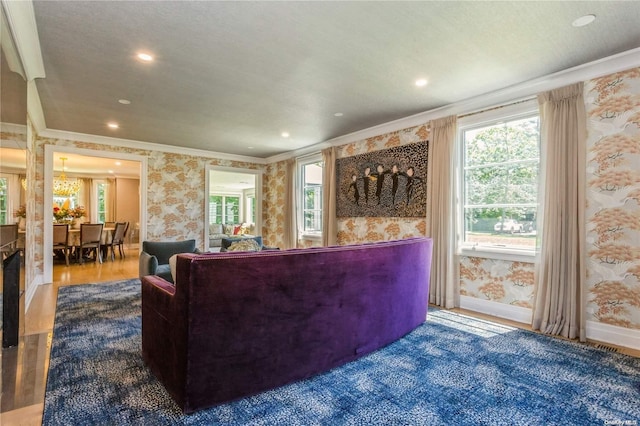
[43,279,640,425]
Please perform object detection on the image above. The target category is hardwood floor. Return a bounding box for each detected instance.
[1,249,637,425]
[1,246,140,426]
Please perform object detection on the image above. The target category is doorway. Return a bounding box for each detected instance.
[43,145,147,283]
[205,166,263,252]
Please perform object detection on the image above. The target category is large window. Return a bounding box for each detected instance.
[299,158,323,237]
[460,106,540,253]
[209,195,240,224]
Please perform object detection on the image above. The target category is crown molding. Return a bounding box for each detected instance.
[268,47,640,163]
[27,79,46,132]
[1,0,45,81]
[38,128,268,165]
[0,122,27,135]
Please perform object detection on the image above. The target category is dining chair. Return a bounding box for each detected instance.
[78,223,104,264]
[106,222,127,261]
[52,224,71,266]
[1,224,18,259]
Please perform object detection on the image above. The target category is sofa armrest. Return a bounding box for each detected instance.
[139,251,158,278]
[143,274,176,296]
[141,274,186,406]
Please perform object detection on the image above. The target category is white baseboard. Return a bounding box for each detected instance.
[24,274,43,312]
[586,320,640,351]
[459,296,640,351]
[459,295,532,324]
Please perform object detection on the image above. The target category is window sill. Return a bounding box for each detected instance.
[459,245,537,263]
[300,233,322,242]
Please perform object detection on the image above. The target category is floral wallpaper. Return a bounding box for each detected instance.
[262,160,288,249]
[585,67,640,329]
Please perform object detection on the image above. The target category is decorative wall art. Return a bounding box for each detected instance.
[336,142,428,217]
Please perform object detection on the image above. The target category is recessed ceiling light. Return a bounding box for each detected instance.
[415,79,428,87]
[572,14,596,27]
[107,122,119,129]
[281,132,290,138]
[137,52,154,62]
[247,146,254,150]
[108,170,114,174]
[334,112,344,117]
[118,99,131,105]
[115,161,122,166]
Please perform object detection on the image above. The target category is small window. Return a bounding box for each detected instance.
[298,157,323,237]
[209,195,240,224]
[96,182,108,223]
[460,105,540,254]
[0,177,8,224]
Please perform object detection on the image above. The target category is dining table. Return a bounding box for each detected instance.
[67,226,115,247]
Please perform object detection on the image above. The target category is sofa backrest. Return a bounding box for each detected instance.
[163,237,433,411]
[142,239,197,265]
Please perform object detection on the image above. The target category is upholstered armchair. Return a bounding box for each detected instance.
[139,239,199,283]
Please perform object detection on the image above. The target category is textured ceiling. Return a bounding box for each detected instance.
[29,1,640,158]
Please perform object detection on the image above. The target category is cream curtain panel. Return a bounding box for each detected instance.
[80,178,93,222]
[426,115,459,308]
[321,147,337,246]
[106,178,117,222]
[533,83,587,341]
[283,158,298,249]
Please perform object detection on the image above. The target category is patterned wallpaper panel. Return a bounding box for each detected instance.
[262,161,288,249]
[585,67,640,329]
[460,257,535,308]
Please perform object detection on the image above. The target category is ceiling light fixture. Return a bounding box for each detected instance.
[572,14,596,27]
[107,122,119,129]
[53,157,81,197]
[334,112,344,117]
[115,161,122,166]
[281,132,290,138]
[137,52,154,62]
[118,99,131,105]
[415,79,428,87]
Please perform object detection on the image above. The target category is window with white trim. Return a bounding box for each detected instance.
[460,104,540,254]
[298,156,323,238]
[209,195,240,224]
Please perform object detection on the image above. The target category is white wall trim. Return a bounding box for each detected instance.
[460,295,533,324]
[0,122,27,137]
[586,320,640,351]
[23,273,43,313]
[27,79,46,132]
[39,128,268,165]
[1,0,45,81]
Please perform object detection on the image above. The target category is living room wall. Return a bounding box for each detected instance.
[27,135,264,280]
[261,66,640,336]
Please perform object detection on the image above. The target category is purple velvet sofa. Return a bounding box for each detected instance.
[141,237,433,414]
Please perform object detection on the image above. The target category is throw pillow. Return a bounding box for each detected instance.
[169,254,178,283]
[227,239,261,252]
[233,225,242,235]
[223,224,235,235]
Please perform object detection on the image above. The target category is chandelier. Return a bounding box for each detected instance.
[53,157,81,197]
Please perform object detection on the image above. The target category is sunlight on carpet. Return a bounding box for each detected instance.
[428,310,516,337]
